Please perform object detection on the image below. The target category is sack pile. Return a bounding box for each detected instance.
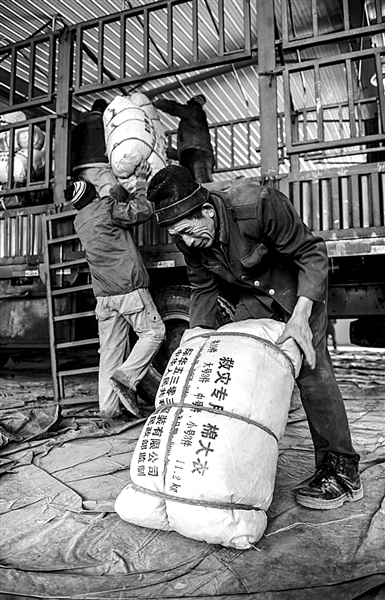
[115,319,302,549]
[0,111,46,185]
[103,93,166,190]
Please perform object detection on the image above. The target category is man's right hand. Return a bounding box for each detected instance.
[135,159,152,181]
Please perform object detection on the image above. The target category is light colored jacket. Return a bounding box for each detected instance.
[74,182,152,297]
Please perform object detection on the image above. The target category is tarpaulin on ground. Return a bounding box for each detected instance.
[0,351,384,599]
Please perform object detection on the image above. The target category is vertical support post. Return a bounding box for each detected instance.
[54,27,72,204]
[42,216,60,402]
[257,0,278,182]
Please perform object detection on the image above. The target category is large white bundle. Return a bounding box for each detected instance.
[0,110,26,152]
[16,125,45,150]
[0,151,27,183]
[115,319,302,549]
[0,148,46,184]
[130,92,167,175]
[104,94,166,188]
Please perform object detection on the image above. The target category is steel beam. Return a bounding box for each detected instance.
[257,0,278,181]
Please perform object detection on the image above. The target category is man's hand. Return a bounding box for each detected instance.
[276,296,316,369]
[135,159,152,181]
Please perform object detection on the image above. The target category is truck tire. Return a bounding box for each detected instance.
[137,285,234,405]
[0,355,10,370]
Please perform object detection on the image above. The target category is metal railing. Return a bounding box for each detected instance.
[283,47,385,155]
[0,32,57,111]
[285,163,385,235]
[72,0,251,96]
[166,114,286,173]
[280,0,385,49]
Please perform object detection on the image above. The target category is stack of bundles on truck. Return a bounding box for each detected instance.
[0,111,46,185]
[103,93,166,190]
[115,319,302,549]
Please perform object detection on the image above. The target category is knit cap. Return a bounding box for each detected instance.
[148,165,209,227]
[64,180,96,210]
[188,94,206,107]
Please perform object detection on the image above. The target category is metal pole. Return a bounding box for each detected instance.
[257,0,279,182]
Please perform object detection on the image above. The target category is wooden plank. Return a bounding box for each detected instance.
[279,175,289,200]
[120,15,126,79]
[292,180,301,216]
[375,52,385,133]
[342,0,350,30]
[340,177,350,229]
[54,311,95,322]
[311,179,320,231]
[49,257,88,270]
[287,133,384,154]
[314,64,323,142]
[42,216,60,402]
[312,0,318,38]
[98,21,104,84]
[192,0,198,62]
[361,175,370,228]
[51,284,93,296]
[218,0,225,56]
[243,0,251,54]
[143,8,149,73]
[257,0,278,178]
[28,41,36,101]
[167,1,173,68]
[48,234,79,244]
[56,338,99,350]
[281,0,289,44]
[371,172,381,226]
[281,24,385,50]
[331,176,340,230]
[58,396,98,407]
[303,181,312,228]
[351,174,360,228]
[58,367,99,377]
[321,178,330,231]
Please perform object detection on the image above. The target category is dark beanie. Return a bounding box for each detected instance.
[92,99,108,112]
[64,180,96,210]
[148,165,209,227]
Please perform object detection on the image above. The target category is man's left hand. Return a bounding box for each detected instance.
[276,296,316,369]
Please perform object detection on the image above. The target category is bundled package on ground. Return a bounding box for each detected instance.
[115,318,302,549]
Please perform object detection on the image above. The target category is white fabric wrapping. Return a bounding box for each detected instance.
[130,92,167,175]
[0,148,46,184]
[0,111,27,152]
[115,319,302,549]
[104,94,166,189]
[16,125,45,150]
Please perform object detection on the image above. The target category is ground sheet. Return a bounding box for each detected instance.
[0,350,384,600]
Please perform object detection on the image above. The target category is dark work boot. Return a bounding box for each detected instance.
[295,452,363,510]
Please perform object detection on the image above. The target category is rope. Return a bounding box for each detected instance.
[131,483,262,512]
[156,402,279,443]
[184,330,297,378]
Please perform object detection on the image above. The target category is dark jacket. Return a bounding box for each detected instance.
[71,108,108,172]
[154,99,214,162]
[74,182,152,297]
[175,182,329,342]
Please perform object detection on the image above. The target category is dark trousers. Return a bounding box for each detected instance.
[234,296,360,469]
[180,149,214,184]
